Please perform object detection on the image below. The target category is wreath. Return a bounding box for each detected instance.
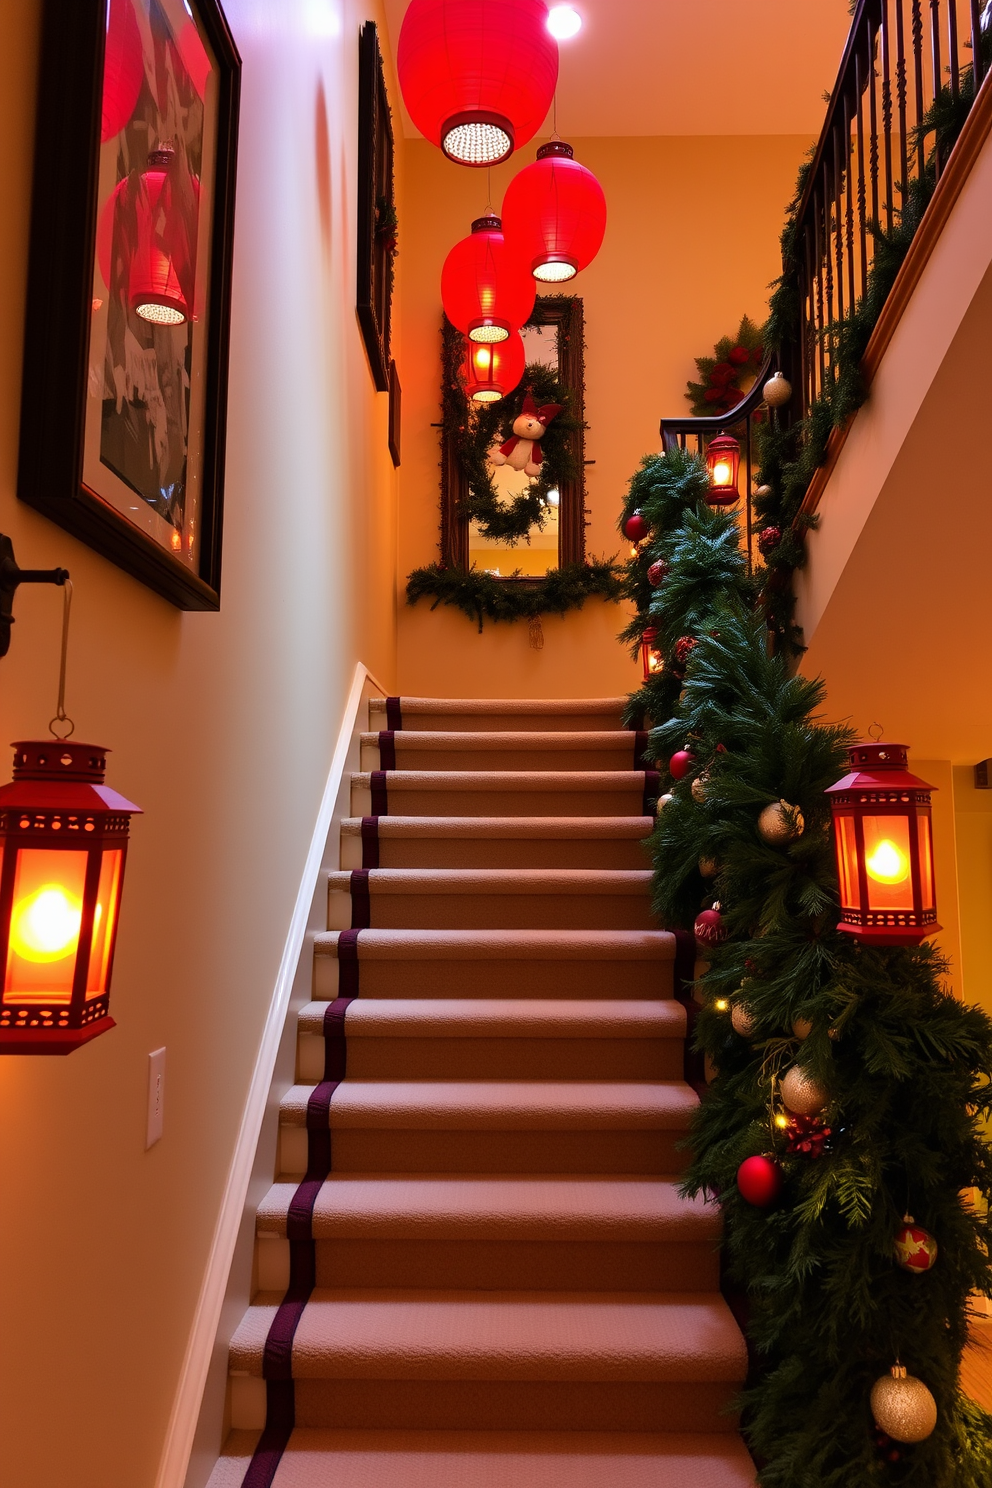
[686,314,765,418]
[441,317,583,543]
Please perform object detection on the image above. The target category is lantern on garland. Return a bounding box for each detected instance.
[826,742,939,945]
[705,433,740,506]
[442,216,536,344]
[0,741,141,1055]
[501,141,607,282]
[640,626,664,681]
[397,0,558,167]
[460,332,526,403]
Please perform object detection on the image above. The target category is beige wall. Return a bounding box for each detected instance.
[0,3,399,1484]
[395,133,813,699]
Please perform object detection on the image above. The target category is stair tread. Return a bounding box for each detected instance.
[361,731,639,748]
[280,1081,698,1129]
[256,1175,720,1241]
[299,1000,685,1038]
[341,816,653,838]
[313,929,675,961]
[209,1428,756,1488]
[353,771,651,790]
[230,1290,747,1381]
[327,869,653,894]
[371,697,629,714]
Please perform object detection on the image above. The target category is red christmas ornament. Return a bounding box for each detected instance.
[694,907,727,946]
[647,559,668,587]
[758,525,782,556]
[894,1215,938,1273]
[101,0,144,142]
[623,512,649,543]
[737,1154,783,1207]
[460,332,526,403]
[501,141,607,283]
[442,215,536,344]
[673,636,697,669]
[669,749,695,781]
[785,1112,832,1159]
[397,0,558,167]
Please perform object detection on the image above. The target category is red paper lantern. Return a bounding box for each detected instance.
[397,0,558,167]
[101,0,144,142]
[442,215,536,345]
[826,742,940,945]
[460,332,526,403]
[98,147,201,324]
[737,1154,783,1207]
[706,433,740,506]
[0,741,141,1055]
[640,626,664,681]
[501,141,607,282]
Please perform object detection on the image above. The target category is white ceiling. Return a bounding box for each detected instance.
[381,0,854,139]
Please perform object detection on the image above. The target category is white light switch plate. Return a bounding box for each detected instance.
[146,1047,166,1148]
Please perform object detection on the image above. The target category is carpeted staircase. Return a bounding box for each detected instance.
[207,696,755,1487]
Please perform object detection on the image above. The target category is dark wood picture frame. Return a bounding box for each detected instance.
[441,296,587,571]
[388,360,401,467]
[357,22,395,393]
[17,0,241,611]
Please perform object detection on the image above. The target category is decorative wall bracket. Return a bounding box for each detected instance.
[0,533,69,658]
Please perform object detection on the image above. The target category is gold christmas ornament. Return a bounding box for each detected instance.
[656,792,673,815]
[792,1017,814,1041]
[762,371,793,408]
[757,800,805,845]
[698,856,719,879]
[753,483,773,498]
[870,1364,937,1443]
[691,772,709,804]
[731,1002,755,1037]
[780,1064,828,1116]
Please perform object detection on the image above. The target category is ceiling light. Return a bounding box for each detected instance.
[547,5,582,39]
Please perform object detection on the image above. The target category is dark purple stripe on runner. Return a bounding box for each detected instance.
[370,770,388,816]
[672,929,707,1096]
[336,928,361,997]
[350,869,371,930]
[385,696,402,731]
[633,731,650,772]
[360,816,379,869]
[378,731,396,771]
[240,1381,295,1488]
[641,770,660,817]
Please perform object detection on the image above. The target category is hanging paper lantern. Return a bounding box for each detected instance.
[460,332,526,403]
[175,17,213,100]
[442,215,536,344]
[640,627,664,681]
[397,0,558,167]
[502,141,607,282]
[737,1154,783,1207]
[98,148,200,324]
[0,741,141,1055]
[706,433,740,506]
[101,0,144,142]
[826,742,940,945]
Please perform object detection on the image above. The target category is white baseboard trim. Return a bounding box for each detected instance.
[154,661,384,1488]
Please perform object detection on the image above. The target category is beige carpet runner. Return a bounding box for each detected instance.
[207,696,754,1487]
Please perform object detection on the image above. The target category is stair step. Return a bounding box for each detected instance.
[340,816,652,870]
[360,731,646,774]
[297,1000,686,1081]
[207,1428,757,1488]
[278,1080,698,1176]
[369,696,629,733]
[254,1175,721,1292]
[350,771,657,818]
[326,869,656,932]
[312,928,677,1001]
[229,1290,746,1432]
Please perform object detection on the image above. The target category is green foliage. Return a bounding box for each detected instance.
[406,558,623,631]
[685,315,766,420]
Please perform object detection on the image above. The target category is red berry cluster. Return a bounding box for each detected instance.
[785,1113,832,1159]
[757,525,782,557]
[872,1427,903,1464]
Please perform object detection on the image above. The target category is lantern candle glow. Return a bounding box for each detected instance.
[641,626,664,681]
[705,433,740,506]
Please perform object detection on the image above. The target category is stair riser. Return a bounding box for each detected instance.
[370,711,626,734]
[327,890,656,933]
[258,1236,719,1294]
[361,746,640,773]
[279,1126,690,1177]
[298,1033,684,1083]
[341,836,650,871]
[292,1379,739,1435]
[351,786,649,818]
[314,958,674,1001]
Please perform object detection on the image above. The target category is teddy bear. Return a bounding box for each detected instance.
[488,392,563,478]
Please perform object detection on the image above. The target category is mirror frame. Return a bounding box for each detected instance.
[440,296,587,573]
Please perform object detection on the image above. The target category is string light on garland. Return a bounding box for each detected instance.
[501,141,607,283]
[441,215,536,344]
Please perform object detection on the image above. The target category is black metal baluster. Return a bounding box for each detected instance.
[833,133,845,341]
[869,16,881,230]
[856,48,870,298]
[912,0,926,176]
[804,232,817,412]
[844,93,857,310]
[896,0,910,193]
[814,191,827,399]
[970,1,985,89]
[882,0,895,228]
[948,0,959,99]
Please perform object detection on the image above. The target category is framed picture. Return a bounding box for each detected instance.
[17,0,241,611]
[357,21,396,393]
[388,360,401,467]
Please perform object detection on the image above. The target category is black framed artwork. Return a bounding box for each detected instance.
[388,360,401,468]
[356,21,396,393]
[17,0,241,611]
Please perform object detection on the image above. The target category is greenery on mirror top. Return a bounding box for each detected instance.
[405,558,623,631]
[617,446,992,1485]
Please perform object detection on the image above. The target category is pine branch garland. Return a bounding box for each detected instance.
[406,559,624,630]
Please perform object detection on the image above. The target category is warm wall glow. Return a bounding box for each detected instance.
[865,838,911,885]
[11,885,82,962]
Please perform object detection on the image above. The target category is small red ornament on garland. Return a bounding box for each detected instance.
[647,559,668,587]
[673,635,697,670]
[757,525,782,557]
[623,511,649,542]
[694,904,727,946]
[669,748,695,780]
[737,1153,783,1207]
[785,1112,832,1159]
[894,1215,938,1273]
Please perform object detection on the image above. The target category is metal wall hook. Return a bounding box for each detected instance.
[0,532,70,658]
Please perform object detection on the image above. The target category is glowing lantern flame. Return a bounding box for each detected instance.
[712,459,733,486]
[10,885,83,962]
[865,839,911,885]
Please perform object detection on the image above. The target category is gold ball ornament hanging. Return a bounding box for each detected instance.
[762,371,793,408]
[656,793,673,815]
[758,800,805,845]
[792,1017,814,1041]
[870,1364,937,1443]
[731,1002,755,1037]
[698,856,719,879]
[691,771,709,804]
[781,1064,828,1116]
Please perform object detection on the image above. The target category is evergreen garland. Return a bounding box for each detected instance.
[686,315,766,419]
[616,445,992,1485]
[406,558,624,631]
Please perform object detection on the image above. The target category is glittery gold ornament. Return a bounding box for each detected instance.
[698,856,719,878]
[691,771,709,804]
[731,1002,755,1037]
[757,800,805,845]
[656,793,673,815]
[780,1064,828,1116]
[792,1017,813,1041]
[762,370,793,408]
[870,1364,937,1443]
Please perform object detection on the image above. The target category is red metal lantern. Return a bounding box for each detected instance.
[101,0,144,142]
[502,141,607,283]
[397,0,558,167]
[0,741,141,1054]
[705,433,740,506]
[460,331,526,403]
[441,215,536,344]
[826,742,939,945]
[640,626,664,681]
